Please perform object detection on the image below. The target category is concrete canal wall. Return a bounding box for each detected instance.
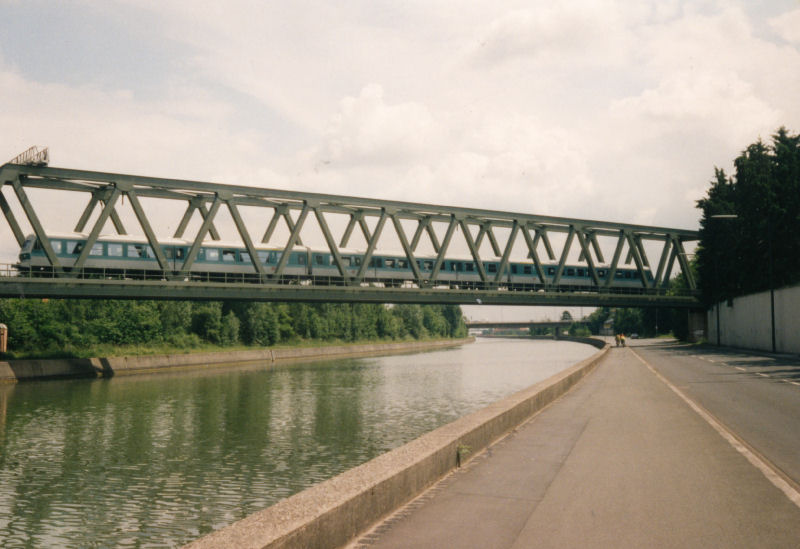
[0,338,472,382]
[185,338,609,549]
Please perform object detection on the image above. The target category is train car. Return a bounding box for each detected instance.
[17,233,653,289]
[17,233,312,280]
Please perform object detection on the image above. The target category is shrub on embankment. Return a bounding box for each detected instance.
[0,299,467,359]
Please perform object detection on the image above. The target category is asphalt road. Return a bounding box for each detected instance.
[352,341,800,548]
[632,339,800,490]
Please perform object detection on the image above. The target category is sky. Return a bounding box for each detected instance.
[1,0,799,321]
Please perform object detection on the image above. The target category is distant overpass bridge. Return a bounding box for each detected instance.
[466,320,587,339]
[0,156,700,308]
[465,320,586,330]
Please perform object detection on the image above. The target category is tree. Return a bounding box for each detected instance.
[696,127,800,304]
[191,302,223,344]
[220,311,240,345]
[240,303,279,346]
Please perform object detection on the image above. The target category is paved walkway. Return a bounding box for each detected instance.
[351,347,800,548]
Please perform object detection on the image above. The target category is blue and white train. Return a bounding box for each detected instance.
[17,232,653,289]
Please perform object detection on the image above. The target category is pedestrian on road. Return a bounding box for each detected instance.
[615,334,620,347]
[620,334,626,347]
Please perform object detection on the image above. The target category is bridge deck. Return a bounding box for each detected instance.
[353,342,800,548]
[0,274,700,307]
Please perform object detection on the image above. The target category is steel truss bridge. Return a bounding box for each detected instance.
[0,158,700,308]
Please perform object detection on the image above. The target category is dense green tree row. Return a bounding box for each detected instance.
[0,299,467,357]
[696,127,800,305]
[580,306,688,340]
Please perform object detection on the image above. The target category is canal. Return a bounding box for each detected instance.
[0,338,596,548]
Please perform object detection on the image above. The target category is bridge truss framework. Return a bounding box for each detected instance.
[0,162,700,308]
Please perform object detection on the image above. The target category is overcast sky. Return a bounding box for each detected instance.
[2,0,799,320]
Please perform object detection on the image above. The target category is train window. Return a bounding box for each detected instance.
[90,243,104,256]
[222,250,236,262]
[342,256,352,267]
[487,263,497,273]
[398,259,408,269]
[66,241,83,255]
[423,260,433,270]
[369,257,381,268]
[353,257,362,266]
[449,262,457,271]
[523,265,532,275]
[547,267,555,276]
[598,269,606,277]
[129,244,152,258]
[297,253,306,265]
[108,243,123,257]
[465,263,474,272]
[385,258,396,268]
[625,271,632,279]
[258,251,269,263]
[314,254,325,265]
[511,265,518,274]
[50,240,62,254]
[633,271,641,279]
[206,249,220,261]
[566,268,575,276]
[241,252,250,264]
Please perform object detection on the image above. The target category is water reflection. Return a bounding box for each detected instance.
[0,339,595,548]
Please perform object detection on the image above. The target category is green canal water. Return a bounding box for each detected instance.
[0,338,596,548]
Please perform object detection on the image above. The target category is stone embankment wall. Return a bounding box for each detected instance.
[707,284,800,353]
[0,338,472,383]
[185,339,609,549]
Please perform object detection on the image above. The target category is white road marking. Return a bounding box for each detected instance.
[757,373,770,378]
[631,349,800,510]
[735,367,746,372]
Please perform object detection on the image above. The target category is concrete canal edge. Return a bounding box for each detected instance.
[184,337,610,549]
[0,338,473,382]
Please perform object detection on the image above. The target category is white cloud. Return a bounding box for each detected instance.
[770,8,800,44]
[2,0,800,251]
[318,84,443,167]
[610,69,779,138]
[467,3,631,69]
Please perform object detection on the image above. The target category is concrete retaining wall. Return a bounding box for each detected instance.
[707,284,800,354]
[0,338,472,383]
[185,339,609,549]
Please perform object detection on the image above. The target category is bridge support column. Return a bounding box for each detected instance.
[687,309,707,343]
